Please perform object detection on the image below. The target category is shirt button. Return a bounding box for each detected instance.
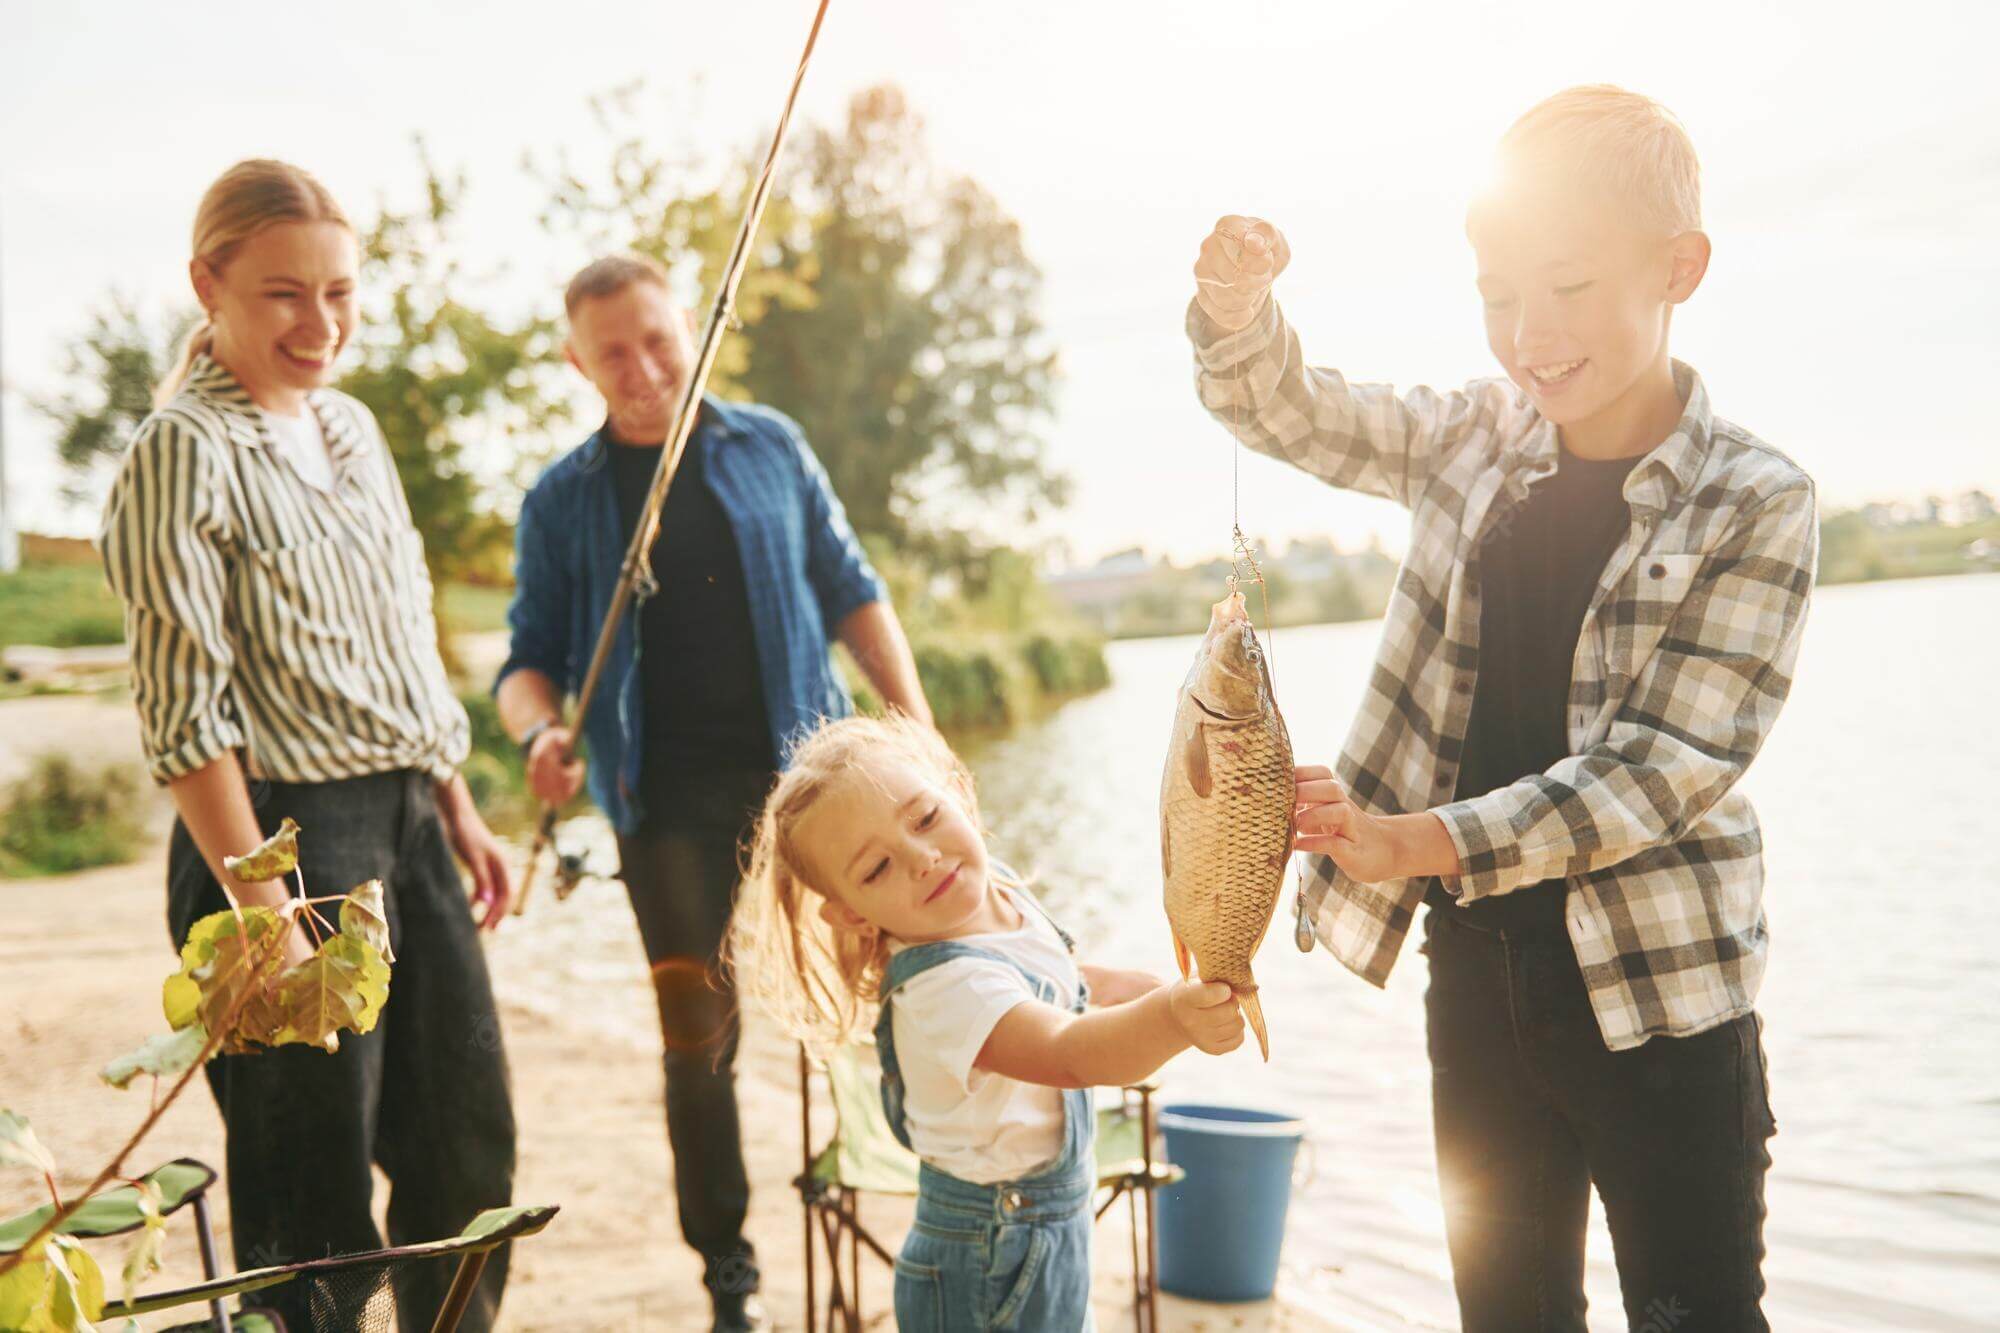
[1453,680,1472,695]
[1435,770,1454,790]
[1648,561,1667,579]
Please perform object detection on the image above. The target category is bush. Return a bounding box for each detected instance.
[0,755,147,877]
[1023,634,1111,696]
[902,631,1109,733]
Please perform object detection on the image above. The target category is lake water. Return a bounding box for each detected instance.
[509,572,2000,1330]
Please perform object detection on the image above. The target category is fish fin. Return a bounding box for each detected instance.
[1173,933,1192,980]
[1184,719,1212,798]
[1160,806,1172,880]
[1237,985,1270,1062]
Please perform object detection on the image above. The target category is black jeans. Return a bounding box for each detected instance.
[167,770,516,1332]
[616,767,774,1298]
[1422,903,1775,1333]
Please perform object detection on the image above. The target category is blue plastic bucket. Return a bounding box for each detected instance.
[1155,1103,1307,1302]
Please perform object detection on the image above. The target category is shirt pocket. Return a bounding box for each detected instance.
[241,536,364,655]
[1601,550,1705,692]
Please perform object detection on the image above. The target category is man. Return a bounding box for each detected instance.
[496,254,932,1332]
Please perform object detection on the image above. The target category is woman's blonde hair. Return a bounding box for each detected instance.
[156,159,352,408]
[726,713,1000,1052]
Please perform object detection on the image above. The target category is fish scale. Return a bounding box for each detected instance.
[1160,594,1294,1061]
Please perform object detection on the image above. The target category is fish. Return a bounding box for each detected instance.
[1160,591,1295,1061]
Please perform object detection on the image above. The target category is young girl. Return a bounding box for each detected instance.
[729,714,1244,1330]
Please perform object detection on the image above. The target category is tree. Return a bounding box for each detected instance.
[341,143,572,585]
[530,81,820,402]
[743,86,1066,550]
[32,299,194,505]
[537,83,1066,557]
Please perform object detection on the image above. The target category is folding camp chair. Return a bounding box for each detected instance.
[794,1043,1183,1333]
[0,1157,557,1333]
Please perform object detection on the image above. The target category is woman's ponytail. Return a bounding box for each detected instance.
[153,315,216,409]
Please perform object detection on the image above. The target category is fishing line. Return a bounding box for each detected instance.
[1203,220,1277,685]
[1204,221,1314,953]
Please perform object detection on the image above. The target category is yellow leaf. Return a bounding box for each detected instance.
[120,1181,166,1305]
[45,1233,106,1327]
[222,817,301,884]
[161,974,201,1031]
[323,936,391,1035]
[339,879,394,963]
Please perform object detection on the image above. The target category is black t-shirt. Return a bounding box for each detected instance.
[1426,445,1643,928]
[605,423,776,818]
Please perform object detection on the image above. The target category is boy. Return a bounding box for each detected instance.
[1188,86,1815,1330]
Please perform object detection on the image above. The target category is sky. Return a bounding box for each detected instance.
[3,0,1996,566]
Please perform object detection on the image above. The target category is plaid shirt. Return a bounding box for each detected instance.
[1189,299,1818,1051]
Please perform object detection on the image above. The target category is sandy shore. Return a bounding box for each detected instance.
[0,775,1343,1330]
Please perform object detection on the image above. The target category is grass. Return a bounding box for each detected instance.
[0,565,127,650]
[0,561,514,652]
[0,754,147,878]
[437,581,514,635]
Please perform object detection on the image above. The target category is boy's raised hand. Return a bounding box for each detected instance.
[1193,215,1292,332]
[1167,979,1247,1055]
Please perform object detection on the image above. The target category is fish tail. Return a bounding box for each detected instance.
[1237,985,1270,1062]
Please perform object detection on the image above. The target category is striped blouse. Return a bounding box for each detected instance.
[98,355,469,786]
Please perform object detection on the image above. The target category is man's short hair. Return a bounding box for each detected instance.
[1482,85,1702,236]
[564,253,673,317]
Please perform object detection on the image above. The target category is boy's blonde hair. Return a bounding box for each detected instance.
[1482,84,1702,236]
[727,713,1001,1052]
[157,159,352,408]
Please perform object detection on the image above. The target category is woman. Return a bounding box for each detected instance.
[98,159,517,1332]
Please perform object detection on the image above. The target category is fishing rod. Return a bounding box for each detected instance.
[515,0,834,914]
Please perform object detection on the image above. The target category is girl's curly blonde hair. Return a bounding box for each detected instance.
[726,713,1001,1052]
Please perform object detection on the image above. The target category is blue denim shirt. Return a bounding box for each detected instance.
[494,396,885,834]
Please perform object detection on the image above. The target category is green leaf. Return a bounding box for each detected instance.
[0,1109,56,1176]
[221,818,300,883]
[118,1181,164,1305]
[457,1204,538,1243]
[99,1026,210,1090]
[339,879,394,963]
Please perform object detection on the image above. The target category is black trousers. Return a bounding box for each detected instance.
[616,767,775,1298]
[167,769,516,1332]
[1422,903,1775,1333]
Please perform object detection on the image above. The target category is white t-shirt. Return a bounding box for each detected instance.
[887,883,1082,1184]
[264,407,335,493]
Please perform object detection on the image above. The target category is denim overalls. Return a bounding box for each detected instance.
[875,888,1096,1331]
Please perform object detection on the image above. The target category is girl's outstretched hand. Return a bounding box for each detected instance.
[1167,979,1247,1055]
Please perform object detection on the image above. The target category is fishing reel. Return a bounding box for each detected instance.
[552,846,592,902]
